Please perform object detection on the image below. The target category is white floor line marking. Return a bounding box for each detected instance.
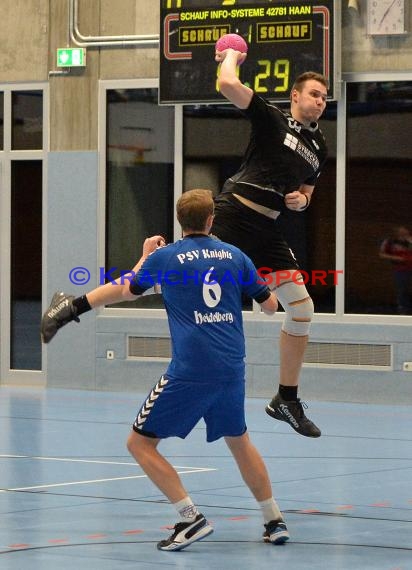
[0,468,217,493]
[0,455,216,472]
[0,455,138,466]
[3,475,151,492]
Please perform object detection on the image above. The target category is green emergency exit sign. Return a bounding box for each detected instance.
[57,48,86,67]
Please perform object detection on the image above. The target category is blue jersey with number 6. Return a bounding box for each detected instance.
[130,234,270,383]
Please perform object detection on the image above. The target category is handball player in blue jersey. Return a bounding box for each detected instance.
[41,189,289,551]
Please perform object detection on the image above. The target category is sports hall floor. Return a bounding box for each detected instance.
[0,386,411,569]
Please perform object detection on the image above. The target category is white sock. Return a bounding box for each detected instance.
[173,496,199,522]
[259,498,282,524]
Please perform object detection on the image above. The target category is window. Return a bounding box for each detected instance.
[1,86,45,376]
[10,161,43,370]
[305,102,337,313]
[183,104,254,310]
[12,90,43,150]
[105,88,174,308]
[345,81,412,315]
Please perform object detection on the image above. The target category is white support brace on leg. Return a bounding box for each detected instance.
[274,278,314,336]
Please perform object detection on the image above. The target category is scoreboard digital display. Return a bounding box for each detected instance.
[159,0,338,105]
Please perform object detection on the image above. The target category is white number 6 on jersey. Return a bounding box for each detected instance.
[202,267,221,308]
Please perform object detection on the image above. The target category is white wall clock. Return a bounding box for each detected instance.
[367,0,406,36]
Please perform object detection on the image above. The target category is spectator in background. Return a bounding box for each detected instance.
[379,225,412,314]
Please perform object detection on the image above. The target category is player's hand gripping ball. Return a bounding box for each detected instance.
[215,33,248,64]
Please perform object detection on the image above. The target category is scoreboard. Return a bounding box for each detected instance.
[159,0,338,104]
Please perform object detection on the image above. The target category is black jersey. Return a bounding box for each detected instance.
[221,93,328,211]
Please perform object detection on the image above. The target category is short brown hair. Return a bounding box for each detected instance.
[291,71,329,95]
[176,189,214,232]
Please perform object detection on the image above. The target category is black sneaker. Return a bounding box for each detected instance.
[263,520,290,544]
[157,513,213,551]
[41,292,80,344]
[266,393,321,438]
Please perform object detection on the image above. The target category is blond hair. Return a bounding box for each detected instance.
[176,189,214,232]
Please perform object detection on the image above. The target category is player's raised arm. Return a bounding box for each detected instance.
[215,34,253,109]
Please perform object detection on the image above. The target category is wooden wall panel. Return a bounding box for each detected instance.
[99,0,159,79]
[0,0,49,82]
[49,0,100,150]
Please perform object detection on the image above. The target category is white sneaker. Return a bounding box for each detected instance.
[263,520,290,544]
[157,513,213,551]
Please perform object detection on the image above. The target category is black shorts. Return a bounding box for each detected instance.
[212,194,299,273]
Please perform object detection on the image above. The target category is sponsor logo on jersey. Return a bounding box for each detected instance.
[283,134,320,171]
[194,310,234,325]
[177,248,233,264]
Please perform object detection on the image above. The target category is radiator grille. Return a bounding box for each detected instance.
[304,342,391,367]
[128,336,171,359]
[128,337,392,368]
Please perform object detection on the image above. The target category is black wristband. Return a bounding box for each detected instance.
[254,288,271,304]
[72,295,92,316]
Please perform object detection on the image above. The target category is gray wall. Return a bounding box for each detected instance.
[46,152,98,388]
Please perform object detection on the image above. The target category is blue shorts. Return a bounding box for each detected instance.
[132,375,246,442]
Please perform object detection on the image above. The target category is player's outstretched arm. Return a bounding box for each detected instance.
[41,235,165,344]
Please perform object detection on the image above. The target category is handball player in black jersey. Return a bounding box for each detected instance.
[213,46,328,438]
